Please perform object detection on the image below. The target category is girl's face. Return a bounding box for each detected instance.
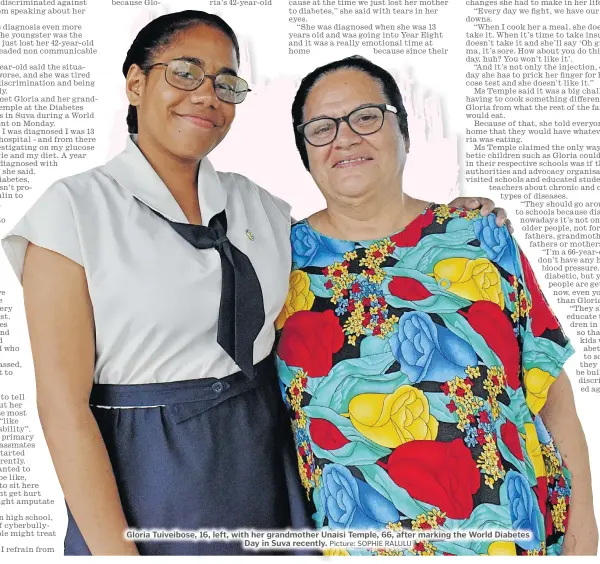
[127,24,238,162]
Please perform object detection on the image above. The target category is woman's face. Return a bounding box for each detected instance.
[127,24,238,161]
[302,69,409,203]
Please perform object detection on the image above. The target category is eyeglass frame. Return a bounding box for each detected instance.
[296,103,398,147]
[143,58,252,104]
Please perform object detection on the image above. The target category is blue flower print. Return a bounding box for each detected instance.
[474,214,517,274]
[319,464,400,529]
[532,415,552,445]
[464,426,478,448]
[291,223,355,268]
[505,470,544,550]
[390,311,478,383]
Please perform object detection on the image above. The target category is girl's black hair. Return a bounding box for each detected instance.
[123,10,240,133]
[291,55,410,171]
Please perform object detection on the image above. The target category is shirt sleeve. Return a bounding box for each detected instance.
[248,179,292,223]
[510,237,575,414]
[270,193,292,220]
[1,181,84,283]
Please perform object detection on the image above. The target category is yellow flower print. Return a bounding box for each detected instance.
[410,540,437,555]
[522,422,546,478]
[487,541,517,555]
[551,497,568,533]
[323,548,350,556]
[432,258,505,308]
[344,385,438,448]
[541,443,562,477]
[527,543,547,556]
[275,270,315,330]
[524,367,556,415]
[411,513,428,530]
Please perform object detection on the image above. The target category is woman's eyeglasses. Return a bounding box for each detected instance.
[145,59,251,104]
[297,104,398,147]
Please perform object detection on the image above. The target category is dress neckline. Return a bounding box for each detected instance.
[297,202,435,245]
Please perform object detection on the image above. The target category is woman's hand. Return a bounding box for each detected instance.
[448,196,513,233]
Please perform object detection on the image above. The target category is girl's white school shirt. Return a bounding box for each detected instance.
[2,135,292,385]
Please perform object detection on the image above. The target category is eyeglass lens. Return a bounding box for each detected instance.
[303,106,385,146]
[166,59,249,104]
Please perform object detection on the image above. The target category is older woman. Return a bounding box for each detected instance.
[275,56,598,556]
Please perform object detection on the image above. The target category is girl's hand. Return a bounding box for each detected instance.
[448,196,514,233]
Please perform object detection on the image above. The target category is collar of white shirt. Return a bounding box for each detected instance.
[103,134,227,225]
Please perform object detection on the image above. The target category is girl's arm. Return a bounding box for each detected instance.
[540,370,598,555]
[23,243,139,556]
[449,196,512,230]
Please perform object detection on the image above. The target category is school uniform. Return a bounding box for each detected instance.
[2,135,312,555]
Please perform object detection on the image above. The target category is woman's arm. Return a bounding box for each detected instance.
[540,370,598,555]
[22,243,139,556]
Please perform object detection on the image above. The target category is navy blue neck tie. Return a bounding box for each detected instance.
[156,209,265,379]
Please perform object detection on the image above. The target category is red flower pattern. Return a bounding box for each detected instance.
[390,208,435,247]
[500,420,524,461]
[278,310,344,377]
[384,439,480,519]
[467,301,520,389]
[309,418,350,451]
[388,276,433,301]
[519,249,560,337]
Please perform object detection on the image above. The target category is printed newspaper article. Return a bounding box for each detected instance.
[0,0,598,558]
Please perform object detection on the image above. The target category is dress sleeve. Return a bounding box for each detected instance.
[1,181,84,283]
[510,237,575,414]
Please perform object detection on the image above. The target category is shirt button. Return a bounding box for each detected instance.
[212,382,224,393]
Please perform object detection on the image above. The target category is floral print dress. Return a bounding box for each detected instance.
[275,204,574,556]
